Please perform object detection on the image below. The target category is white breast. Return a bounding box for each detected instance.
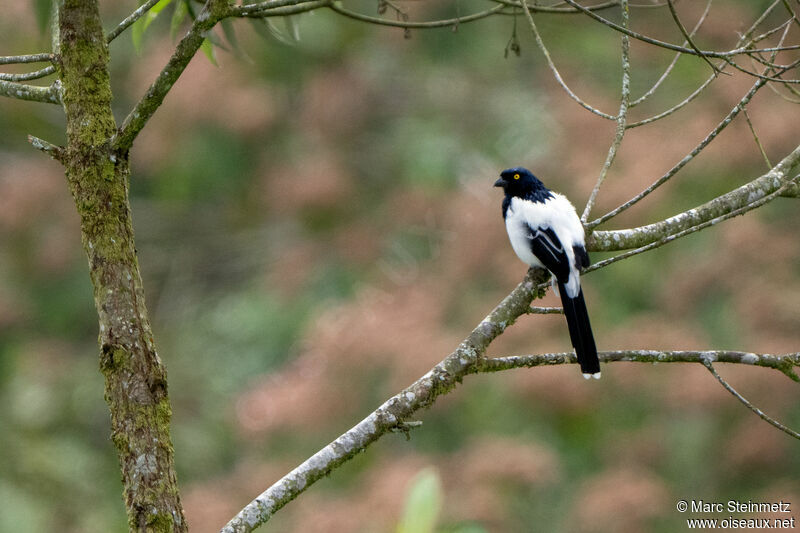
[504,194,586,297]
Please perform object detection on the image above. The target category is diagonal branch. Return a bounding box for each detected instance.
[220,268,551,533]
[106,0,162,43]
[114,0,232,152]
[630,0,714,108]
[665,0,722,75]
[519,0,615,120]
[588,75,772,229]
[221,334,799,533]
[702,358,800,440]
[588,143,800,251]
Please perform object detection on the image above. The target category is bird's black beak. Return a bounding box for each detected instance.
[493,178,505,188]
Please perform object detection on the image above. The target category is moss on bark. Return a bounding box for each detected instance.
[57,1,186,531]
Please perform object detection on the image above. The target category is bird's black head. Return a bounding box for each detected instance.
[494,167,552,202]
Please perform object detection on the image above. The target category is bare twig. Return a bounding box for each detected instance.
[327,2,506,29]
[237,0,330,17]
[665,0,723,75]
[582,0,630,222]
[221,339,799,532]
[702,358,800,440]
[106,0,162,43]
[27,134,64,161]
[630,0,713,108]
[232,0,331,17]
[562,0,800,59]
[741,107,772,169]
[589,76,770,228]
[519,0,616,120]
[588,143,800,254]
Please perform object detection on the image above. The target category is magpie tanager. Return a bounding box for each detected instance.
[494,167,600,379]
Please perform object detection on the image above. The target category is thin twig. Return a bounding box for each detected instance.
[630,0,713,108]
[589,76,769,228]
[562,0,800,58]
[741,107,772,169]
[0,65,56,82]
[519,0,616,120]
[485,0,622,14]
[327,2,506,29]
[233,0,330,16]
[106,0,162,43]
[582,0,630,222]
[0,53,53,65]
[241,0,330,17]
[588,143,800,253]
[27,135,64,161]
[702,358,800,440]
[665,0,723,75]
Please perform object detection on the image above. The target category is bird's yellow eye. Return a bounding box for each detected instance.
[513,173,520,180]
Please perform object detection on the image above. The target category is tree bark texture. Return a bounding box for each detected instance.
[57,1,186,530]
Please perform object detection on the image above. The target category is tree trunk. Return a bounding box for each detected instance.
[57,1,186,530]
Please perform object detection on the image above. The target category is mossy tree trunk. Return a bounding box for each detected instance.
[57,1,186,530]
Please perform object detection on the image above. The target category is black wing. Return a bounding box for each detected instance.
[523,224,570,283]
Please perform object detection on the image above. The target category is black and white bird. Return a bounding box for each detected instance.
[494,167,600,379]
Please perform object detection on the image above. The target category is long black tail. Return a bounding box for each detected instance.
[558,282,600,377]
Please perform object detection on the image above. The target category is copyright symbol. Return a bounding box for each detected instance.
[677,500,688,513]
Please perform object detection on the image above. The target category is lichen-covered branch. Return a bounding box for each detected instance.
[114,0,232,151]
[481,350,800,382]
[0,79,60,103]
[27,134,63,160]
[220,268,551,533]
[0,65,56,82]
[221,324,799,532]
[0,52,52,64]
[58,0,186,530]
[588,143,800,251]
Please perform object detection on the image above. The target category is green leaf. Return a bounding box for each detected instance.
[396,468,442,533]
[248,17,297,47]
[248,18,273,41]
[132,0,174,54]
[170,0,189,40]
[200,38,218,66]
[221,19,241,54]
[284,15,301,42]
